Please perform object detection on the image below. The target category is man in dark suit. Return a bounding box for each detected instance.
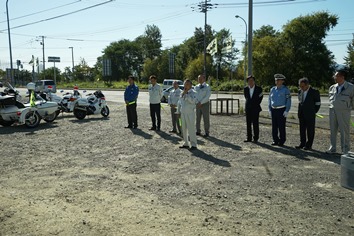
[244,75,263,143]
[296,77,321,150]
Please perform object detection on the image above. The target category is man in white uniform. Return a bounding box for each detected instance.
[148,75,163,131]
[168,81,182,134]
[177,79,198,150]
[195,74,211,137]
[326,70,354,154]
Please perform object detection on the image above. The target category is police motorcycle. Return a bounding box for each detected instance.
[73,90,109,120]
[0,82,59,128]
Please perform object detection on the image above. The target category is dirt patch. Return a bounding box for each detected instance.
[0,101,353,235]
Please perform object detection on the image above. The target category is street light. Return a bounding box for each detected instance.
[6,0,14,84]
[69,47,74,73]
[235,15,247,86]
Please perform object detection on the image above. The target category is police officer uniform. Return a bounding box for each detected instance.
[328,80,354,154]
[148,83,163,130]
[268,74,291,146]
[168,87,182,133]
[177,88,198,149]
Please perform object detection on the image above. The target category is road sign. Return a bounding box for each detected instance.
[48,56,60,63]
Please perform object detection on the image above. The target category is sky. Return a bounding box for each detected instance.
[0,0,353,73]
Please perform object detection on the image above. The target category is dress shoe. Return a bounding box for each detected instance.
[133,126,138,129]
[252,140,258,143]
[325,149,336,154]
[303,146,312,150]
[203,133,209,138]
[169,130,177,133]
[179,145,189,149]
[271,142,278,146]
[156,127,160,131]
[244,139,252,143]
[149,127,156,130]
[125,126,132,129]
[189,146,197,150]
[196,132,201,136]
[278,143,284,147]
[295,145,305,149]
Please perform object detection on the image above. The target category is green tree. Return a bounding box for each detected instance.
[40,67,62,82]
[344,39,354,80]
[73,58,95,82]
[136,24,162,60]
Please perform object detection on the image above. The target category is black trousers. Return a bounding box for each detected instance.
[126,103,138,128]
[150,103,161,129]
[271,107,286,144]
[246,110,260,141]
[299,113,315,148]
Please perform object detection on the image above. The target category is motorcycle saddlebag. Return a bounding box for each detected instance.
[0,95,16,106]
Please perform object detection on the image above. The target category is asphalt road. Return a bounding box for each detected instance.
[16,87,332,116]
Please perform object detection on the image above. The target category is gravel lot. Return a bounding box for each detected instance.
[0,101,353,235]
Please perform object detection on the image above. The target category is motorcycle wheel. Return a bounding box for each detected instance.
[43,112,57,123]
[0,119,15,127]
[24,111,41,128]
[101,106,110,117]
[73,107,86,120]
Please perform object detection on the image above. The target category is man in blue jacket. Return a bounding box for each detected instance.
[268,74,291,146]
[124,75,139,129]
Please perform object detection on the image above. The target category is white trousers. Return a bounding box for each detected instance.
[329,108,351,154]
[181,112,197,147]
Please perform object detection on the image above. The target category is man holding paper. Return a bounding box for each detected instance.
[124,75,139,129]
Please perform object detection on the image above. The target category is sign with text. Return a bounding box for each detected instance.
[48,56,60,63]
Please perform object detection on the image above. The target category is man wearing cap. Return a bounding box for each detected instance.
[124,75,139,129]
[168,81,182,134]
[243,75,263,143]
[195,74,211,137]
[148,75,163,131]
[268,74,291,146]
[326,70,354,154]
[296,78,321,150]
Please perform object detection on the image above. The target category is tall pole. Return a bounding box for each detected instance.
[248,0,253,76]
[235,15,247,86]
[41,36,46,73]
[203,0,207,78]
[6,0,14,85]
[69,47,74,73]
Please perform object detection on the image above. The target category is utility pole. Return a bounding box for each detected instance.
[39,36,46,79]
[248,0,253,76]
[195,0,215,78]
[69,47,74,73]
[235,15,248,86]
[6,0,14,84]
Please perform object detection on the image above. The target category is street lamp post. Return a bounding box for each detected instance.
[69,47,74,73]
[6,0,14,84]
[235,15,248,86]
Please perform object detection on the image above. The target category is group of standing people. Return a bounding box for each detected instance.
[123,74,211,151]
[244,70,354,154]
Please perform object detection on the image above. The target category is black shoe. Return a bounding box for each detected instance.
[133,126,138,129]
[203,133,209,138]
[244,139,252,143]
[179,145,189,149]
[304,146,312,150]
[125,126,132,129]
[278,143,284,147]
[295,145,305,149]
[149,127,156,130]
[169,130,177,133]
[252,140,258,143]
[156,127,160,131]
[271,142,278,146]
[189,146,197,150]
[196,132,201,136]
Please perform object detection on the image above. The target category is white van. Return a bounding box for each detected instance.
[162,79,183,90]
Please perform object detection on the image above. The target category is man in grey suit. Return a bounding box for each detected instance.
[326,70,354,154]
[195,74,211,137]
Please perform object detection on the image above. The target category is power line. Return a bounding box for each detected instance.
[0,0,114,31]
[0,1,81,24]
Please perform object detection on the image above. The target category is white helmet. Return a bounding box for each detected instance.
[27,82,36,90]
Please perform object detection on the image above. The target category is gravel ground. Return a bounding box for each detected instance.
[0,101,353,235]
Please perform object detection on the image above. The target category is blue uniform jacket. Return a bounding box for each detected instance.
[124,84,139,102]
[268,85,291,112]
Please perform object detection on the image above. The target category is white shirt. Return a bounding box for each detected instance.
[168,88,182,105]
[303,87,310,101]
[195,82,211,104]
[177,89,198,114]
[249,86,255,98]
[148,83,163,104]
